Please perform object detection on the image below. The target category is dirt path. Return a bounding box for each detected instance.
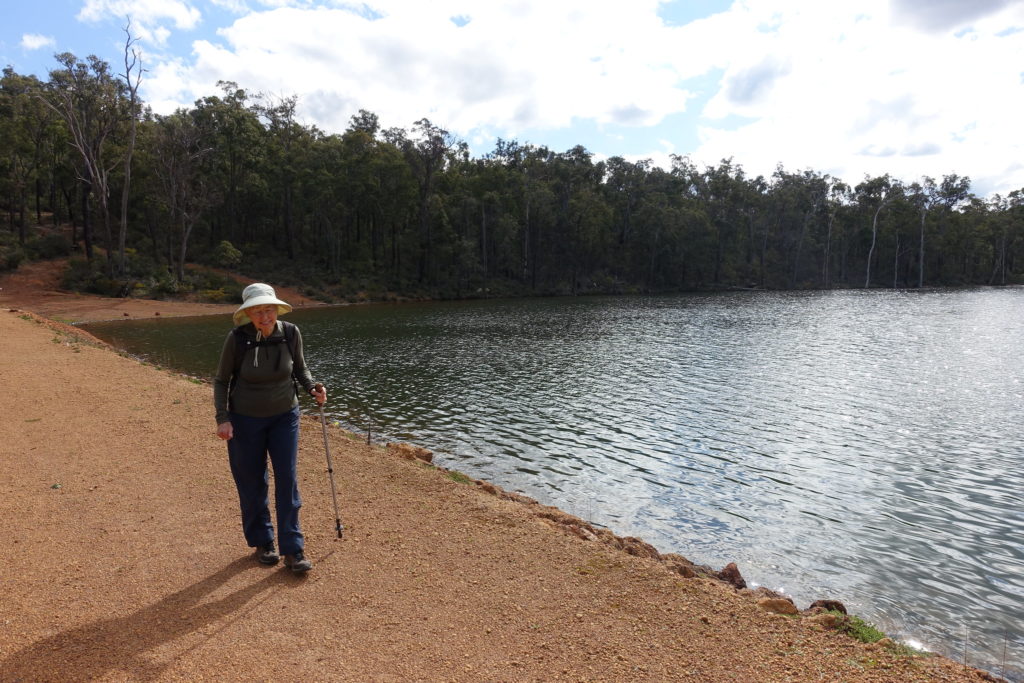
[0,259,321,323]
[0,266,993,681]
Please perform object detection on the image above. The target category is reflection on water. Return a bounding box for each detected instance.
[86,288,1024,678]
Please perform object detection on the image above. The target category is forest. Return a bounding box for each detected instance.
[2,43,1024,305]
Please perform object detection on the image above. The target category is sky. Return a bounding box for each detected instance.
[3,0,1024,198]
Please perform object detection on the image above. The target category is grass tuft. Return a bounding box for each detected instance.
[832,612,886,644]
[445,469,473,485]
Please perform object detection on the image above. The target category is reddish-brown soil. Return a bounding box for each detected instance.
[0,261,994,681]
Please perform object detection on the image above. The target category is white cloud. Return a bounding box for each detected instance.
[210,0,251,13]
[20,34,56,50]
[77,0,201,45]
[134,0,1024,196]
[144,1,698,133]
[688,0,1024,195]
[889,0,1024,34]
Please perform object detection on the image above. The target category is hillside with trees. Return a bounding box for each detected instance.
[2,45,1023,305]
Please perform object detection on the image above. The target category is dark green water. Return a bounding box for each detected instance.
[84,289,1024,678]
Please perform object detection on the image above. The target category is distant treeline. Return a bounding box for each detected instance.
[2,48,1023,302]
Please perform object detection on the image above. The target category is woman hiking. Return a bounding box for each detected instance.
[213,283,327,573]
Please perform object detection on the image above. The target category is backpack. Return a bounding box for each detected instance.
[229,320,301,398]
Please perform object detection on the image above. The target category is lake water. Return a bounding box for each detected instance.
[85,288,1024,678]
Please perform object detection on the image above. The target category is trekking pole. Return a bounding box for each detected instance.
[315,383,343,538]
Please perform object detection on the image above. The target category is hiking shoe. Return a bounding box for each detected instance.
[284,550,312,573]
[256,541,280,565]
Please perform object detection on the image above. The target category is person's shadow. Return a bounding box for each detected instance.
[3,556,296,681]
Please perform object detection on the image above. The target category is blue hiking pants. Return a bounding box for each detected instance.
[227,406,304,555]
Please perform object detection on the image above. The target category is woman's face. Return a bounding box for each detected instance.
[245,304,278,335]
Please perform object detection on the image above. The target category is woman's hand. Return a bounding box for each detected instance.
[217,421,234,441]
[311,384,327,405]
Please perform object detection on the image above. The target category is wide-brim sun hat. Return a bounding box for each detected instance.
[232,283,293,327]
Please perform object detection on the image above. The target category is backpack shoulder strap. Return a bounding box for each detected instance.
[278,321,299,374]
[232,326,250,378]
[280,321,298,362]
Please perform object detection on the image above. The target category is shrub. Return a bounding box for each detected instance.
[61,257,94,290]
[213,240,242,268]
[200,288,228,302]
[25,233,71,260]
[1,246,25,272]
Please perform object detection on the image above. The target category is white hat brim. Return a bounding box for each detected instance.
[233,296,292,327]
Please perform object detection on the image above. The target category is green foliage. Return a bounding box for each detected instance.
[212,240,242,268]
[829,611,925,658]
[1,245,25,272]
[200,288,228,302]
[62,257,119,296]
[831,611,886,644]
[0,232,22,271]
[25,232,71,260]
[445,469,473,485]
[2,59,1022,302]
[60,253,241,303]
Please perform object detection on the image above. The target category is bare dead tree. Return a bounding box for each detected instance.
[118,20,144,277]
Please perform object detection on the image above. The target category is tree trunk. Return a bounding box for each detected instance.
[918,209,926,288]
[178,216,194,283]
[893,232,900,289]
[865,201,885,288]
[822,212,835,288]
[81,182,93,261]
[17,184,27,245]
[480,202,488,278]
[62,185,77,245]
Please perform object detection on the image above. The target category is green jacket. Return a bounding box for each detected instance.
[213,321,316,424]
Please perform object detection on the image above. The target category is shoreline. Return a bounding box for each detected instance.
[0,284,999,680]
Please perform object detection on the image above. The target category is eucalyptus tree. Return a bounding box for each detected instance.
[0,68,45,243]
[820,180,851,287]
[191,82,266,246]
[948,195,993,282]
[906,177,939,287]
[903,174,970,287]
[1,68,69,243]
[449,147,508,283]
[151,109,212,282]
[932,174,972,283]
[258,95,309,260]
[995,189,1024,285]
[484,139,553,287]
[374,135,418,282]
[668,155,714,285]
[855,174,901,287]
[0,74,17,234]
[338,113,386,266]
[1007,189,1024,279]
[683,158,759,286]
[402,118,456,284]
[43,52,130,274]
[887,188,926,287]
[627,165,693,288]
[605,156,651,248]
[306,115,393,279]
[769,167,834,288]
[561,146,611,292]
